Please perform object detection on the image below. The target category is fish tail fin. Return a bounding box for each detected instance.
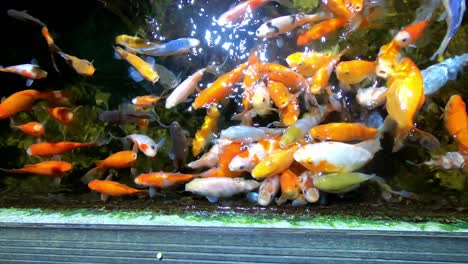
[81,166,105,184]
[149,108,170,128]
[371,175,418,201]
[41,90,71,105]
[430,34,452,61]
[392,126,411,153]
[408,128,441,151]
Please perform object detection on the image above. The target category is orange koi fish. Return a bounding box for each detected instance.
[277,169,301,205]
[297,17,347,46]
[444,94,468,152]
[57,51,95,77]
[376,20,429,78]
[26,141,98,157]
[335,60,377,88]
[44,106,81,124]
[268,80,294,109]
[251,145,299,180]
[0,161,72,176]
[309,123,378,142]
[10,121,45,138]
[309,48,347,94]
[88,179,148,201]
[232,52,261,124]
[113,46,158,83]
[260,63,308,92]
[393,20,429,48]
[134,172,196,188]
[322,0,355,20]
[192,104,220,157]
[82,151,138,184]
[192,62,248,110]
[286,51,336,77]
[385,57,425,152]
[279,96,300,126]
[132,95,165,107]
[0,89,69,119]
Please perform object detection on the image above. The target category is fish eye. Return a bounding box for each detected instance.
[239,165,244,170]
[151,146,155,149]
[401,37,409,43]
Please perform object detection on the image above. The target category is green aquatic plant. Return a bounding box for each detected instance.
[292,0,320,13]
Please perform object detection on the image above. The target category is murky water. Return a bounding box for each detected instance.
[0,0,466,221]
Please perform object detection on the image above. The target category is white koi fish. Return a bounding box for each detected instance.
[185,177,260,203]
[110,133,165,157]
[220,125,284,143]
[257,174,280,206]
[294,141,380,173]
[256,12,331,38]
[166,68,206,109]
[0,61,47,86]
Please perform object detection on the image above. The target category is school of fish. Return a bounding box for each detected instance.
[0,1,466,205]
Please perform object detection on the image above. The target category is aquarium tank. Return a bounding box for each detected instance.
[0,0,467,233]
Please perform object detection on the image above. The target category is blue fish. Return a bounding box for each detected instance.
[430,0,466,60]
[127,38,200,57]
[423,53,468,95]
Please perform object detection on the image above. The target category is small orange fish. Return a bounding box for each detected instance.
[335,60,377,88]
[192,62,247,109]
[131,95,165,107]
[309,49,345,94]
[260,63,308,92]
[444,94,468,152]
[192,104,220,157]
[286,51,336,77]
[88,179,148,201]
[234,52,261,123]
[0,89,69,119]
[57,51,95,77]
[0,161,72,176]
[11,121,45,137]
[134,172,196,188]
[393,20,429,48]
[279,96,300,126]
[309,123,378,142]
[323,0,355,20]
[268,80,294,109]
[297,17,347,46]
[27,141,98,156]
[385,57,425,152]
[277,169,301,205]
[82,151,138,183]
[44,106,81,124]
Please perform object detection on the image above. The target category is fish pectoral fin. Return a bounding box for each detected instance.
[437,10,447,22]
[128,66,144,82]
[25,79,34,87]
[100,193,110,202]
[130,167,139,176]
[52,177,62,186]
[149,187,157,198]
[206,196,219,203]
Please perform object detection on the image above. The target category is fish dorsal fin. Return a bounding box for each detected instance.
[100,193,109,202]
[206,196,219,203]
